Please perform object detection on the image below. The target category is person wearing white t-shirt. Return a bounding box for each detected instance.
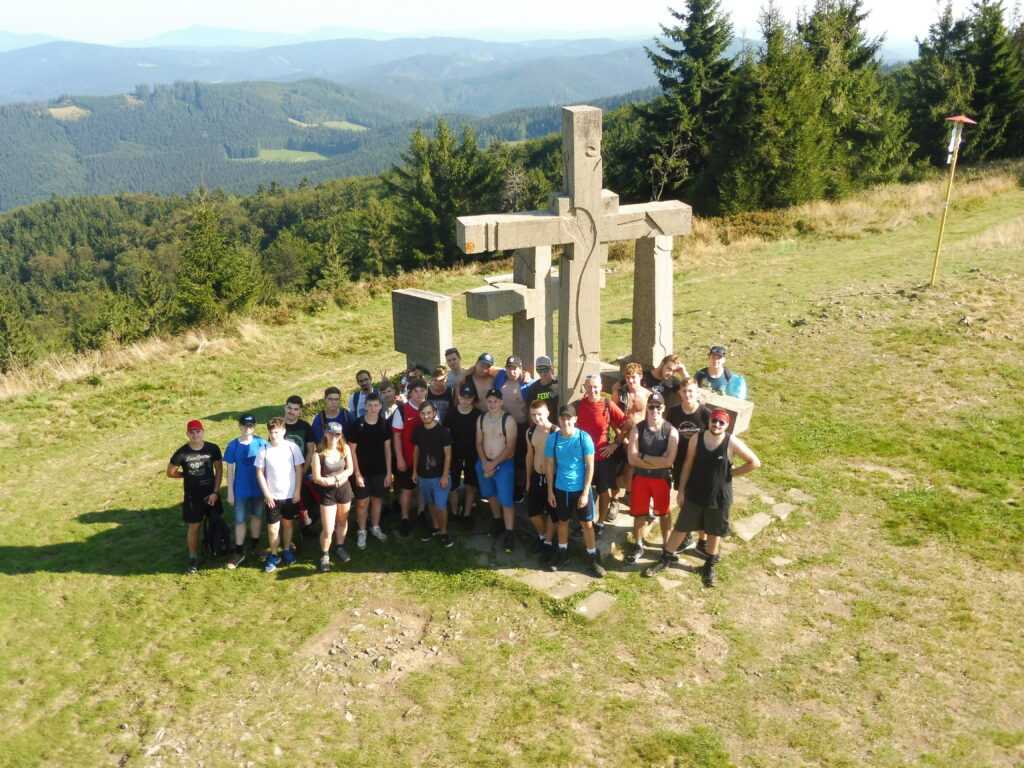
[256,416,305,572]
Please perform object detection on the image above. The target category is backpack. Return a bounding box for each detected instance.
[478,411,511,438]
[203,506,231,559]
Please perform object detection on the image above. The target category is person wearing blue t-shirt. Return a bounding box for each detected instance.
[544,403,605,577]
[223,413,268,569]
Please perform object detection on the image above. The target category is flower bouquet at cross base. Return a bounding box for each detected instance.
[390,365,430,398]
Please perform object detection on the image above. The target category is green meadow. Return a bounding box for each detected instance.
[1,166,1021,767]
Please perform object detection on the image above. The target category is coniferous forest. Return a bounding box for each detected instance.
[1,0,1022,373]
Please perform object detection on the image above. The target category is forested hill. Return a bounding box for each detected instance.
[0,80,655,212]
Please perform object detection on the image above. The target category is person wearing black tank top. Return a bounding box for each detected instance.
[642,409,761,587]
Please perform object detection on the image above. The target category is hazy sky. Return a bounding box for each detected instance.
[6,0,976,47]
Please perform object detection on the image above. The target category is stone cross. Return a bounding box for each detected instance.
[457,106,691,402]
[391,288,453,370]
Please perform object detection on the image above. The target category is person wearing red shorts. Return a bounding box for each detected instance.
[624,392,679,564]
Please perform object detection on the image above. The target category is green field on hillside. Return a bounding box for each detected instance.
[1,172,1021,767]
[321,120,368,131]
[240,148,330,162]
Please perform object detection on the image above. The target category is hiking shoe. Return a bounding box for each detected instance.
[642,551,678,578]
[548,547,570,572]
[371,525,387,543]
[606,500,620,522]
[335,546,352,564]
[264,554,281,573]
[594,523,605,539]
[187,557,198,575]
[319,555,331,573]
[226,551,246,570]
[624,543,644,565]
[281,549,296,566]
[702,559,718,588]
[503,531,515,553]
[680,532,696,550]
[398,518,412,539]
[489,518,504,537]
[440,533,454,548]
[357,530,368,550]
[696,538,709,556]
[538,543,554,564]
[587,552,606,578]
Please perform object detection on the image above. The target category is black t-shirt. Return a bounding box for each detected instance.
[426,386,454,425]
[170,442,222,496]
[525,379,559,417]
[444,405,482,461]
[412,424,453,478]
[667,404,710,442]
[348,416,392,476]
[284,419,314,455]
[642,370,682,409]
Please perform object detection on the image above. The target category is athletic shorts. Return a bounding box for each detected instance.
[182,493,220,524]
[395,467,416,491]
[592,455,618,494]
[630,475,671,517]
[352,474,388,500]
[450,457,478,489]
[318,481,354,506]
[419,475,451,509]
[528,473,553,519]
[476,458,515,508]
[266,499,299,525]
[674,498,731,538]
[232,496,265,526]
[551,487,595,523]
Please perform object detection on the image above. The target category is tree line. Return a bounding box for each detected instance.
[1,0,1021,372]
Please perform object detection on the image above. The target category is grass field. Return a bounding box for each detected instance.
[1,166,1022,767]
[321,120,368,131]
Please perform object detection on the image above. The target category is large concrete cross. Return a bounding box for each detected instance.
[457,105,692,401]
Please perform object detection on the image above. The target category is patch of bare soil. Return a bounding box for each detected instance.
[848,458,910,483]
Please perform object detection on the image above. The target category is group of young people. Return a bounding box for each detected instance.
[167,345,759,587]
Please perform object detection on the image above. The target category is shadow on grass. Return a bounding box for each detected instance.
[202,404,286,426]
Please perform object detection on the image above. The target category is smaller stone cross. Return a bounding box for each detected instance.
[391,288,453,370]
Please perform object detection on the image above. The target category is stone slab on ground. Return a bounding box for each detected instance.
[732,476,761,499]
[575,591,617,619]
[731,512,774,542]
[771,502,797,520]
[769,556,794,567]
[548,579,593,600]
[656,576,684,591]
[788,488,815,504]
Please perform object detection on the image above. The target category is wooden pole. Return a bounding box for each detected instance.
[930,121,965,287]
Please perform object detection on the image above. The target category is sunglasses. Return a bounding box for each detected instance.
[536,366,551,372]
[710,418,728,426]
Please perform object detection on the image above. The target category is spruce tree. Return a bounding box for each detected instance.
[965,0,1024,159]
[0,283,36,373]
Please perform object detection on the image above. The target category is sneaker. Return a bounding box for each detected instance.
[587,552,606,578]
[528,537,546,555]
[226,551,246,570]
[594,523,605,539]
[489,518,504,538]
[514,488,526,504]
[319,555,331,573]
[548,547,570,572]
[371,525,388,543]
[696,538,709,556]
[440,533,454,548]
[606,500,620,522]
[398,518,412,539]
[187,557,198,575]
[335,546,352,564]
[420,528,433,542]
[538,542,554,564]
[281,549,296,566]
[624,543,644,565]
[702,558,718,587]
[681,532,696,550]
[503,531,514,553]
[264,554,281,573]
[642,551,678,578]
[357,530,368,550]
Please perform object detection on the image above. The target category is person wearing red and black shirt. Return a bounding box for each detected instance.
[572,374,627,537]
[391,378,428,539]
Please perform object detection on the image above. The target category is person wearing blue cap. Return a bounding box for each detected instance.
[223,413,268,569]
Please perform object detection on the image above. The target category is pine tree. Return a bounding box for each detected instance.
[0,283,36,373]
[797,0,910,192]
[965,0,1024,159]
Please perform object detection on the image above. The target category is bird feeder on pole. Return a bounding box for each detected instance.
[930,114,978,287]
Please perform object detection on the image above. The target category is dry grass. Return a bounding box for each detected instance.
[47,105,91,121]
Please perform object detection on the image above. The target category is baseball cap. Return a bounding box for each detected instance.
[477,353,494,365]
[505,355,521,367]
[326,421,345,435]
[458,385,474,397]
[485,387,503,400]
[709,409,731,424]
[535,355,552,368]
[558,403,576,418]
[186,420,203,431]
[238,413,257,426]
[647,392,665,407]
[709,345,727,356]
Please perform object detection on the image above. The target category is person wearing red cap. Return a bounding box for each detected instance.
[642,409,760,587]
[166,420,223,574]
